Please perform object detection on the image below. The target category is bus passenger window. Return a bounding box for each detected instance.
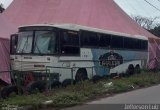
[99,34,111,48]
[81,31,98,47]
[62,31,79,46]
[124,38,134,49]
[134,39,141,49]
[141,40,148,50]
[111,35,123,49]
[61,31,80,55]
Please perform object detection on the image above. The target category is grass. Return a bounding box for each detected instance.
[1,71,160,110]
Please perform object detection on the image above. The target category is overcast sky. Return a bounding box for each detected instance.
[115,0,160,18]
[1,0,160,22]
[0,0,12,8]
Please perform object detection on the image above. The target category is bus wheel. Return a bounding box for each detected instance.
[92,75,102,83]
[0,85,23,99]
[75,68,88,82]
[62,79,75,87]
[127,64,135,75]
[26,81,46,94]
[135,64,141,74]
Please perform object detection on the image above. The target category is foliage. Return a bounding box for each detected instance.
[131,15,160,30]
[1,71,160,109]
[131,15,160,37]
[149,25,160,37]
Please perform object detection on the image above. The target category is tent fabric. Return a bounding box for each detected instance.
[0,15,16,84]
[148,38,160,69]
[0,38,11,84]
[3,0,159,39]
[0,15,16,39]
[0,0,159,80]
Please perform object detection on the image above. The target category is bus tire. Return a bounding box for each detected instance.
[0,85,23,99]
[92,75,102,83]
[62,79,75,87]
[127,64,135,75]
[75,68,88,82]
[26,81,46,94]
[135,64,141,74]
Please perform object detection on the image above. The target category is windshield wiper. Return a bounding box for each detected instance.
[21,35,29,54]
[34,41,43,56]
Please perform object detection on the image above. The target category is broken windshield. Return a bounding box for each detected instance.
[34,31,57,54]
[16,31,33,54]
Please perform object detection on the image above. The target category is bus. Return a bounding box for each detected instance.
[10,23,148,90]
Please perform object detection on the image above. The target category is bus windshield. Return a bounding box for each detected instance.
[16,31,33,54]
[34,31,57,54]
[16,31,57,55]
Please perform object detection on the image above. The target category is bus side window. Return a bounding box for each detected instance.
[61,31,80,55]
[141,40,148,50]
[124,37,135,49]
[133,39,141,50]
[81,31,98,47]
[10,34,18,54]
[99,34,111,48]
[111,35,123,49]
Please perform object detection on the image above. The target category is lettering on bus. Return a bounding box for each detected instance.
[99,51,123,68]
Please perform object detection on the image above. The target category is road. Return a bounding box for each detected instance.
[61,85,160,110]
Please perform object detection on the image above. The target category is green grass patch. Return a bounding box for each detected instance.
[1,71,160,109]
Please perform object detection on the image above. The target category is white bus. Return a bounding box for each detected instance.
[10,24,148,87]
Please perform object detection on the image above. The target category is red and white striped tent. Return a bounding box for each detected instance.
[0,0,160,83]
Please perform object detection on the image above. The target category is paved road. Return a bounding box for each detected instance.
[61,85,160,110]
[89,84,160,104]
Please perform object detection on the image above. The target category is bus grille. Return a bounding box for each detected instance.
[12,61,47,71]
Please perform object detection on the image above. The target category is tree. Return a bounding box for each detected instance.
[0,4,5,13]
[131,15,160,37]
[149,26,160,37]
[131,15,160,30]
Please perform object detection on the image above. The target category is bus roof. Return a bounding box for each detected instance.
[19,23,148,40]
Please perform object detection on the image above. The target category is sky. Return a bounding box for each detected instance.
[114,0,160,22]
[0,0,160,22]
[0,0,13,8]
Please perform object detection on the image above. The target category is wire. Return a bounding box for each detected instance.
[143,0,160,12]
